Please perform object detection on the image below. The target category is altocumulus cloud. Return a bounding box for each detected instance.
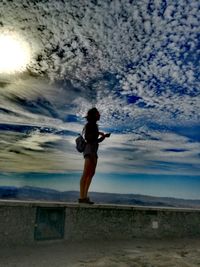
[0,0,199,176]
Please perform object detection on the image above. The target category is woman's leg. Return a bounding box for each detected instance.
[84,156,97,198]
[80,157,94,199]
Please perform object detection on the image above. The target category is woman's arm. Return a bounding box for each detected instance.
[98,132,111,143]
[98,132,105,143]
[85,123,111,143]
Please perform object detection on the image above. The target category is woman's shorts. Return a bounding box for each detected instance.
[83,143,98,159]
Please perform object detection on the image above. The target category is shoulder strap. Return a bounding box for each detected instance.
[82,126,86,136]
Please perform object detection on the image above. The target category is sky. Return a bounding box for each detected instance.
[0,0,199,199]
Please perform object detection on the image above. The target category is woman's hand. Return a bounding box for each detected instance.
[104,133,111,138]
[99,132,111,138]
[99,132,105,137]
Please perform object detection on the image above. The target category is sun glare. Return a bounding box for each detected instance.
[0,33,31,74]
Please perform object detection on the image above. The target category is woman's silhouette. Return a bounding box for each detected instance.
[79,107,110,204]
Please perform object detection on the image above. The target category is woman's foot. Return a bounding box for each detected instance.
[85,197,94,204]
[78,198,87,203]
[78,197,94,204]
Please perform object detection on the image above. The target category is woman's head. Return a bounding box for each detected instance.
[86,107,100,122]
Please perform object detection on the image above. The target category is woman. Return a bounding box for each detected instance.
[79,107,110,204]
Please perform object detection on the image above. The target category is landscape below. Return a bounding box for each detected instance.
[0,186,200,208]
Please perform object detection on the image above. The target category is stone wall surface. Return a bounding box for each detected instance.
[0,205,36,246]
[65,206,200,240]
[0,200,200,246]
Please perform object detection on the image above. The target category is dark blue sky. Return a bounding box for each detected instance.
[0,0,199,198]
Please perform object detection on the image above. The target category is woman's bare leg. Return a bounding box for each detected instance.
[80,157,94,199]
[84,156,97,198]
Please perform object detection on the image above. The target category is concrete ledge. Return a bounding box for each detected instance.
[1,199,200,212]
[0,200,200,246]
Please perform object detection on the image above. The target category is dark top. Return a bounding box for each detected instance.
[83,122,104,157]
[84,122,104,144]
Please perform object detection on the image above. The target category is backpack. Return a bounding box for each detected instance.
[75,128,86,153]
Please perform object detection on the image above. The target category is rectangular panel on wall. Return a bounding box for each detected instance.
[34,207,65,240]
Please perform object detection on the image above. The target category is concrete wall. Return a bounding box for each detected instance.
[65,204,200,240]
[0,200,200,246]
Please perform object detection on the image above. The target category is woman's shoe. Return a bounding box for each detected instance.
[78,198,87,203]
[85,197,94,204]
[78,198,94,204]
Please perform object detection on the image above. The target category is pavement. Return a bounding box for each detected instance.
[0,238,200,267]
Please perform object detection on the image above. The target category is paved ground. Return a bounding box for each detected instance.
[0,238,200,267]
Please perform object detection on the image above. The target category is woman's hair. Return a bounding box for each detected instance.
[86,107,99,122]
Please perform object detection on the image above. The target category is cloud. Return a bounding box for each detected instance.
[99,130,200,175]
[0,128,83,172]
[0,0,199,176]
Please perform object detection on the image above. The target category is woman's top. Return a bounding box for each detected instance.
[83,122,104,157]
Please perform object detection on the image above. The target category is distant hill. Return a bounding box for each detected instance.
[0,186,200,208]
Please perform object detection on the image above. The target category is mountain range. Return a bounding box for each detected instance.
[0,186,200,208]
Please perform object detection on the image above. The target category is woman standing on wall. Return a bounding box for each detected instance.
[79,107,110,204]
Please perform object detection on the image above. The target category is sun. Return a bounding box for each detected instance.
[0,33,31,74]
